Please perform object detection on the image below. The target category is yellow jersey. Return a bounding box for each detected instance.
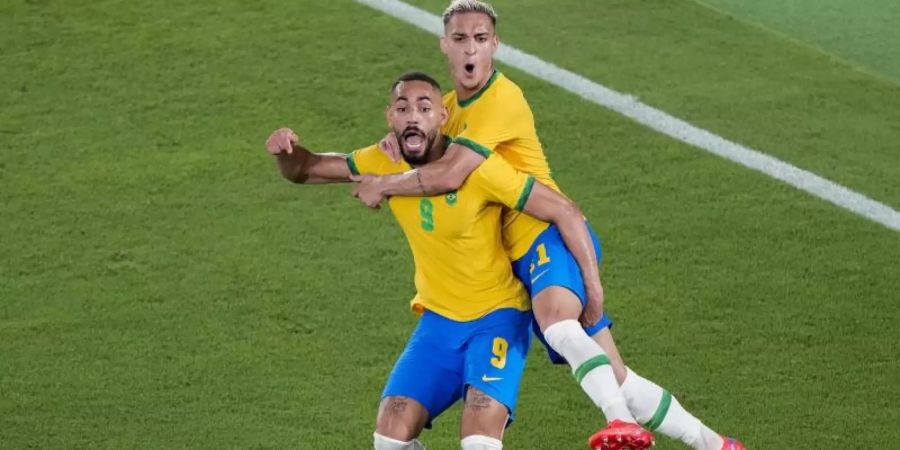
[347,143,533,322]
[442,69,561,260]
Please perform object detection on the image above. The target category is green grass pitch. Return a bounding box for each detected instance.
[2,0,898,448]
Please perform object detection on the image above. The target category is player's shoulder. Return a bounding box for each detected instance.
[494,72,525,99]
[481,72,528,111]
[442,90,457,108]
[348,143,381,163]
[349,143,408,175]
[468,153,514,185]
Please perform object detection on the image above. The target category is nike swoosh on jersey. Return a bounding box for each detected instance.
[530,268,551,284]
[481,374,504,382]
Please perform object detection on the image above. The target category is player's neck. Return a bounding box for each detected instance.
[454,66,495,103]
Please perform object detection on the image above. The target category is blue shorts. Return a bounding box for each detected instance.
[382,308,532,428]
[511,223,613,364]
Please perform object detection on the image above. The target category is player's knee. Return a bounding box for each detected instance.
[375,396,427,442]
[373,432,426,450]
[532,286,582,330]
[460,434,503,450]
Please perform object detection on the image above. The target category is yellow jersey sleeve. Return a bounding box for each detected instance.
[450,91,529,159]
[468,154,536,212]
[346,144,408,176]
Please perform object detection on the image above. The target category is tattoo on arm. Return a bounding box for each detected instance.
[414,169,427,196]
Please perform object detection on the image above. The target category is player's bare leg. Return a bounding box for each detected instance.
[533,286,652,450]
[592,329,743,450]
[374,396,429,450]
[459,387,508,449]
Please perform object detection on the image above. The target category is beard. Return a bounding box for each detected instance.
[396,127,438,166]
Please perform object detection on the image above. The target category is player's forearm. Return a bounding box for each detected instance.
[552,204,604,293]
[524,186,603,293]
[375,169,434,196]
[276,147,352,184]
[379,144,484,196]
[275,145,313,183]
[525,183,602,292]
[378,163,460,197]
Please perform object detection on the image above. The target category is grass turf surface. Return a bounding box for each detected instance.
[697,0,900,82]
[2,0,898,448]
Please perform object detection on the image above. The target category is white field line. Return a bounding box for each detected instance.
[354,0,900,233]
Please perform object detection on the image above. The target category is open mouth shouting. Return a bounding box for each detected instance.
[402,127,428,154]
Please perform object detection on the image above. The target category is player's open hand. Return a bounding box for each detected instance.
[377,132,401,163]
[265,127,299,155]
[580,282,604,328]
[350,174,386,209]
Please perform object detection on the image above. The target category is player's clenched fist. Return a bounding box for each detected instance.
[265,127,299,155]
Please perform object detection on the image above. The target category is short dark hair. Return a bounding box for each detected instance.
[391,71,442,94]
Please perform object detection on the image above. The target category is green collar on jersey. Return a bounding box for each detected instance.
[457,69,500,108]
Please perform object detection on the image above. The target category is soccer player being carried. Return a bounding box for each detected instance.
[266,72,621,450]
[327,1,744,450]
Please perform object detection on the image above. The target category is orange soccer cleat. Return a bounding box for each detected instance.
[588,420,654,450]
[721,437,745,450]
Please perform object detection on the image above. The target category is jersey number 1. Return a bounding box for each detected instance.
[529,243,552,273]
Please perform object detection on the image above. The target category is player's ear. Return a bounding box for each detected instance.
[439,35,448,55]
[384,105,391,126]
[440,106,448,126]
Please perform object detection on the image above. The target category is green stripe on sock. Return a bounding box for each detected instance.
[573,355,611,384]
[643,390,672,431]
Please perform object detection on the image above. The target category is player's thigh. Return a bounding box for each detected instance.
[380,322,465,437]
[376,396,430,441]
[459,386,511,440]
[514,225,598,330]
[590,326,628,385]
[461,310,531,435]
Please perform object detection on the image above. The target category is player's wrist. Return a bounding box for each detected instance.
[585,280,603,294]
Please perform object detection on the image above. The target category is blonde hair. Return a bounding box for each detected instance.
[442,0,497,26]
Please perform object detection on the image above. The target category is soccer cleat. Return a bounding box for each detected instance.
[721,437,745,450]
[588,420,654,450]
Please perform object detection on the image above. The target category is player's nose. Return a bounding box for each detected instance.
[465,40,476,55]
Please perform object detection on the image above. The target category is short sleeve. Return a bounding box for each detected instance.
[451,90,529,158]
[346,144,407,176]
[468,154,535,211]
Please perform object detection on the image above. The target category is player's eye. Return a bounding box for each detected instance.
[477,36,487,43]
[397,107,407,112]
[422,107,431,113]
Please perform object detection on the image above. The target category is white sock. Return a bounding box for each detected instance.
[460,435,502,450]
[543,320,635,423]
[620,369,725,450]
[373,432,426,450]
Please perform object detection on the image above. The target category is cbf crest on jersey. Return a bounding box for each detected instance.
[445,190,458,206]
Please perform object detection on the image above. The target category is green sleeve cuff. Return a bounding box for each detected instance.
[515,176,536,211]
[346,151,360,176]
[452,137,491,158]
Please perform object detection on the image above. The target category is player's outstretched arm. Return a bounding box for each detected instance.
[522,183,605,327]
[375,142,485,196]
[265,127,353,184]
